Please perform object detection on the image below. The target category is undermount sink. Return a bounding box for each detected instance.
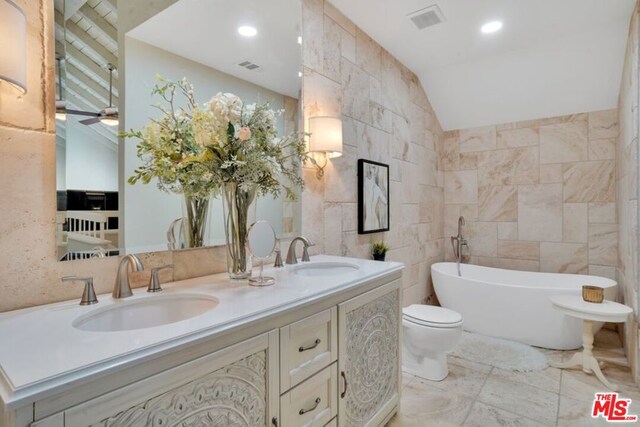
[73,294,219,332]
[293,261,360,277]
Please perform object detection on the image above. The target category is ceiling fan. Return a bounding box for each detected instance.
[79,63,119,127]
[55,56,101,122]
[55,56,111,123]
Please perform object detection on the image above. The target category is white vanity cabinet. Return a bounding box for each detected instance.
[338,281,401,427]
[7,262,402,427]
[33,331,280,427]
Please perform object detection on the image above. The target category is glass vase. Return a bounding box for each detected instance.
[222,182,257,279]
[182,194,211,248]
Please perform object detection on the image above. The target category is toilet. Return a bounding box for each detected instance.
[402,304,463,381]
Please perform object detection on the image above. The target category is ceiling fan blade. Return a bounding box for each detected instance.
[66,109,100,117]
[79,117,102,125]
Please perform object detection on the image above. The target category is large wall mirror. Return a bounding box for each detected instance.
[54,0,302,261]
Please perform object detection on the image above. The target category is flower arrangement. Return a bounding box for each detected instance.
[123,76,308,276]
[124,77,219,199]
[124,77,308,199]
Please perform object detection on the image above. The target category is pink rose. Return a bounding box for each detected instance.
[236,127,252,141]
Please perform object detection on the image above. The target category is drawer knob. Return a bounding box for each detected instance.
[299,397,321,415]
[298,338,321,352]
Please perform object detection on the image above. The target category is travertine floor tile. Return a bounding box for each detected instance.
[592,347,628,367]
[463,401,546,427]
[557,395,612,426]
[424,357,492,398]
[477,376,559,425]
[392,328,638,427]
[393,377,474,425]
[490,365,561,394]
[387,414,460,427]
[560,367,640,403]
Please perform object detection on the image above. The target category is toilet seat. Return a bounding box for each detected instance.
[403,304,463,329]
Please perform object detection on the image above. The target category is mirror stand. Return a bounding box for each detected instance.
[249,259,275,287]
[247,220,277,287]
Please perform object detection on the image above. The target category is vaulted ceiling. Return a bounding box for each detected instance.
[330,0,636,130]
[54,0,118,142]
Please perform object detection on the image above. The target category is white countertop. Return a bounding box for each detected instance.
[0,255,402,409]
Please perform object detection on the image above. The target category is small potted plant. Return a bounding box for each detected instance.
[371,241,390,261]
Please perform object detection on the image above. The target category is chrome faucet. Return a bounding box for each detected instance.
[62,276,98,305]
[113,254,143,299]
[450,216,469,277]
[148,264,174,293]
[273,238,284,268]
[286,236,314,265]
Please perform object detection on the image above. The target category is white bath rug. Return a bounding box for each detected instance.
[449,332,548,372]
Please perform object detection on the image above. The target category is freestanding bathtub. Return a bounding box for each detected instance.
[431,262,618,350]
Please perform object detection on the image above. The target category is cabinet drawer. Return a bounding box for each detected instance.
[280,307,337,391]
[281,363,338,427]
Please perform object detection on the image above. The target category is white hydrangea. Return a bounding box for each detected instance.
[206,92,242,124]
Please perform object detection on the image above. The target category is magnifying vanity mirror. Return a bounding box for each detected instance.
[53,0,302,262]
[247,221,277,287]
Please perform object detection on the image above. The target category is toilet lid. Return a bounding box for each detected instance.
[403,304,463,326]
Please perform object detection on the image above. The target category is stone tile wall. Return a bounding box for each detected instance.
[439,110,619,278]
[300,0,445,305]
[617,3,640,380]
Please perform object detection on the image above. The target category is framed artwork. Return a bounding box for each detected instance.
[358,159,390,234]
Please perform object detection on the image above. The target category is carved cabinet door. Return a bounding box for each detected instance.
[337,280,401,427]
[61,331,279,427]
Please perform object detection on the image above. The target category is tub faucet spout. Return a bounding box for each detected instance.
[451,216,468,276]
[457,216,465,237]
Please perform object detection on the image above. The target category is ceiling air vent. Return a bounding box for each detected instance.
[407,5,446,30]
[238,60,261,71]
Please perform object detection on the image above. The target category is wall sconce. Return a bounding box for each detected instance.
[308,116,343,179]
[0,0,27,93]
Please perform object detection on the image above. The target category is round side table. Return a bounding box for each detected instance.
[549,295,632,391]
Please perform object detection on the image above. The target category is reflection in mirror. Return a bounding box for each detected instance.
[54,0,121,261]
[54,0,303,261]
[248,221,277,259]
[247,220,277,287]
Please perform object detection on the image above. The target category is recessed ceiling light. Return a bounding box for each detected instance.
[297,36,302,45]
[481,21,503,34]
[238,25,257,37]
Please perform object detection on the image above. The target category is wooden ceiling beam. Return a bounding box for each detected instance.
[64,41,118,86]
[78,3,117,43]
[66,78,108,110]
[65,16,118,67]
[67,62,119,104]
